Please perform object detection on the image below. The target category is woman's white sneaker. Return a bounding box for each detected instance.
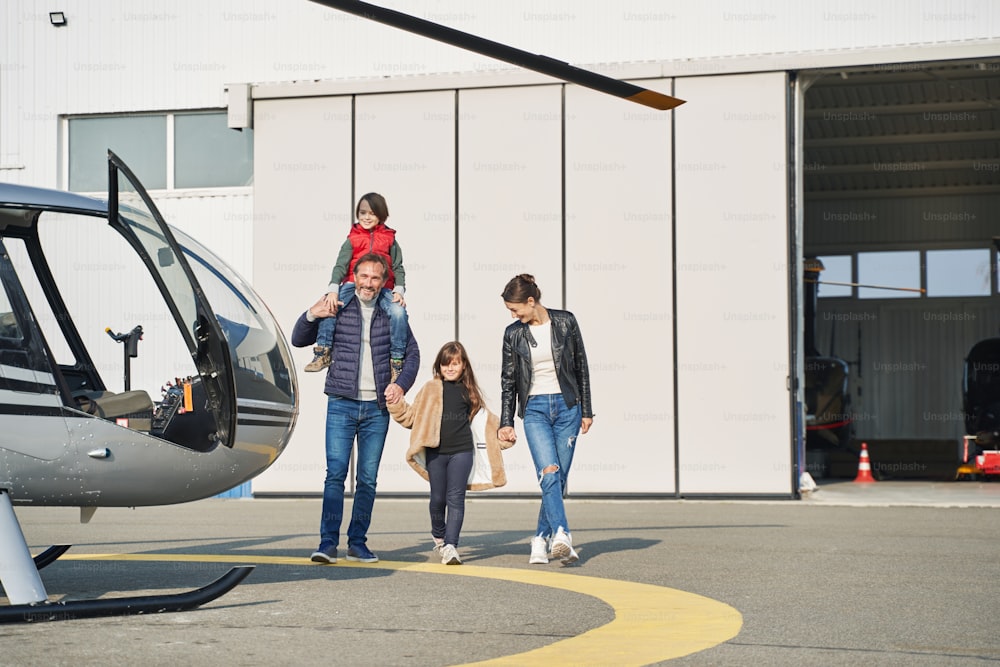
[549,527,573,561]
[529,536,549,564]
[560,545,579,564]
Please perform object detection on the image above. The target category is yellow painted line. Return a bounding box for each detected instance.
[64,553,742,664]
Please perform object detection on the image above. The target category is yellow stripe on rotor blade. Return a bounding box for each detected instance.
[626,89,687,110]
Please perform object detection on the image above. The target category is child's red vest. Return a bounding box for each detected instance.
[346,223,396,289]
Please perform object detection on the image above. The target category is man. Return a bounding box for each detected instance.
[292,252,419,563]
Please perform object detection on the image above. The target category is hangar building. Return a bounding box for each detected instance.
[2,1,998,497]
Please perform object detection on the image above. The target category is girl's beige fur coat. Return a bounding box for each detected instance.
[388,378,513,490]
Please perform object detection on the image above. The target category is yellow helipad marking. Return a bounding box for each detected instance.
[64,553,742,665]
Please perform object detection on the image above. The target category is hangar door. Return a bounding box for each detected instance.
[674,72,794,495]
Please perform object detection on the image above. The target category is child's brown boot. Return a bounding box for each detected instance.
[304,346,331,372]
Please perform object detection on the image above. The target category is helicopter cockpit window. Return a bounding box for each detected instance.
[0,237,68,411]
[0,288,22,340]
[3,236,70,362]
[30,211,197,398]
[114,200,199,346]
[173,226,295,406]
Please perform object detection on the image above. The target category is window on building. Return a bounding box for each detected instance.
[175,113,253,188]
[67,111,252,192]
[857,251,921,299]
[926,249,991,297]
[815,255,852,298]
[996,249,1000,295]
[69,115,167,192]
[810,247,997,300]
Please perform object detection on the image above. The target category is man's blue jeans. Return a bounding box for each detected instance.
[315,285,408,359]
[319,396,390,550]
[522,394,581,538]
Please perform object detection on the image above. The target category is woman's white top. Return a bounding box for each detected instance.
[528,320,561,396]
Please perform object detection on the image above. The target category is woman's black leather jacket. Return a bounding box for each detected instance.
[500,308,593,427]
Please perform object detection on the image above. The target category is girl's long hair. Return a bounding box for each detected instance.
[432,341,484,420]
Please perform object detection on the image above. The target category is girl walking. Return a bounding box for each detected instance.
[389,341,511,564]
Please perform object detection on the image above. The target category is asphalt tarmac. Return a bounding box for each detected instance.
[2,479,1000,666]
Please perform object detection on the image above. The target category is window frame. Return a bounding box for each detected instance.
[815,244,999,300]
[61,109,253,195]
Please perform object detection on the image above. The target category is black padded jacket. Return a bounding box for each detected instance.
[500,308,593,428]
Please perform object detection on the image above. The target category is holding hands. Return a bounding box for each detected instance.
[497,426,517,443]
[384,383,403,405]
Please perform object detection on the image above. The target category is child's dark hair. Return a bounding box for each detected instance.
[501,273,541,303]
[356,192,389,223]
[433,341,484,420]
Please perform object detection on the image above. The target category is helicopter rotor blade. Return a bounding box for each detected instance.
[308,0,686,111]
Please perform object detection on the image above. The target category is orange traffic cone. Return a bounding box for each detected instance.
[853,442,876,483]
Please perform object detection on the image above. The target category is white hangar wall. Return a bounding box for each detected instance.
[250,78,686,495]
[674,72,793,494]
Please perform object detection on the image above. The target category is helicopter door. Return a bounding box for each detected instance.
[106,151,237,448]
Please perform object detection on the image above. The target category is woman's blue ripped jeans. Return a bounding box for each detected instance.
[522,394,581,538]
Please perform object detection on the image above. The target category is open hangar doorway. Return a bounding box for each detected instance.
[798,57,1000,481]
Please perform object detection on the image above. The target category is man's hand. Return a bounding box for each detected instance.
[309,295,337,319]
[384,383,403,405]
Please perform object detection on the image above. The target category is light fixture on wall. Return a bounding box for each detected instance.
[49,12,67,27]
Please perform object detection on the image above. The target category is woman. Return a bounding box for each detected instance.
[498,274,593,565]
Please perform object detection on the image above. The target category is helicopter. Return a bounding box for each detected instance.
[0,152,297,622]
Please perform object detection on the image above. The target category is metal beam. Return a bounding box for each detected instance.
[805,129,1000,148]
[806,184,1000,199]
[802,159,995,175]
[805,99,1000,118]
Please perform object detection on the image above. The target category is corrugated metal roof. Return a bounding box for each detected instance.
[804,59,1000,198]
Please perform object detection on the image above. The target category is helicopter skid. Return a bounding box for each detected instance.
[0,565,254,624]
[1,491,253,622]
[32,544,71,570]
